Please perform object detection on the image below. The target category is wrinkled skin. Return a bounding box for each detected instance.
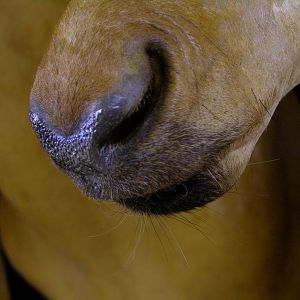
[29,0,300,215]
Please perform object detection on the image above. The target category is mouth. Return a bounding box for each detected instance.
[30,39,231,216]
[117,171,226,215]
[74,167,226,216]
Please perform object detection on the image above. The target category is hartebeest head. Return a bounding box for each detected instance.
[29,0,300,215]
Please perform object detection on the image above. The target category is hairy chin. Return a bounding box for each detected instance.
[67,165,230,216]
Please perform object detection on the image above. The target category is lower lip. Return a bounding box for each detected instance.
[114,174,223,215]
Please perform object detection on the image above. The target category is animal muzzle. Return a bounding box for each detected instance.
[29,65,153,175]
[28,31,222,215]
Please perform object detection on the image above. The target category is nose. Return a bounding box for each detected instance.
[29,40,169,178]
[29,59,155,174]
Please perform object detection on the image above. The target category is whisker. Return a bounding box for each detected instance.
[201,104,224,122]
[200,205,226,219]
[161,218,189,267]
[106,217,143,278]
[251,88,272,119]
[170,214,211,244]
[150,216,169,262]
[129,216,145,263]
[226,190,270,198]
[101,201,130,216]
[181,213,214,245]
[87,214,128,238]
[206,168,223,190]
[247,158,280,166]
[120,216,146,270]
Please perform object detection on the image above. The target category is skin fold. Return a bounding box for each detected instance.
[0,1,299,299]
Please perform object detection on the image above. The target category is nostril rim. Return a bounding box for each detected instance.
[104,44,170,145]
[29,106,105,174]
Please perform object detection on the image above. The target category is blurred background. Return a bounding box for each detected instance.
[0,1,299,299]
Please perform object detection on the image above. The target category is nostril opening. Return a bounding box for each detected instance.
[104,43,170,145]
[29,42,171,173]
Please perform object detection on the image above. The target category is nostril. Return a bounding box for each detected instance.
[29,42,170,173]
[104,45,169,145]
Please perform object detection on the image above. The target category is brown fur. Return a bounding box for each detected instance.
[1,0,300,299]
[30,0,300,212]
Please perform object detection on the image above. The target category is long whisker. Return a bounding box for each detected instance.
[180,213,214,245]
[150,216,169,261]
[226,190,270,198]
[101,201,130,216]
[161,218,189,267]
[247,158,280,166]
[127,216,145,264]
[87,214,128,238]
[198,206,228,225]
[107,218,144,278]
